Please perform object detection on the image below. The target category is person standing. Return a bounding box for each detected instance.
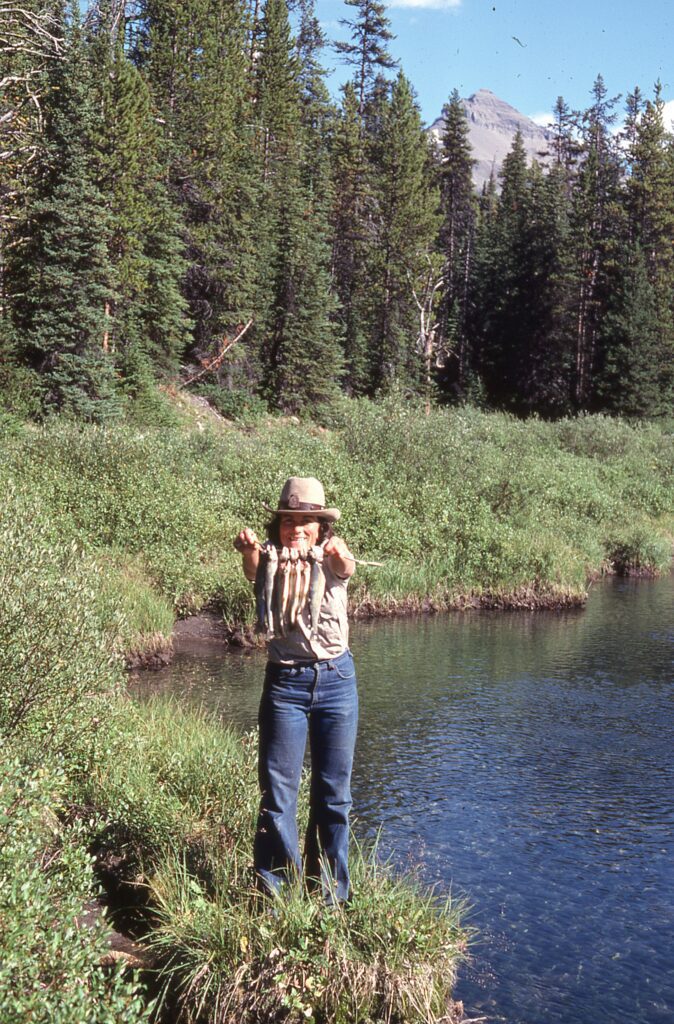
[236,477,358,902]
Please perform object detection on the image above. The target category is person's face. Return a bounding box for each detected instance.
[279,514,320,550]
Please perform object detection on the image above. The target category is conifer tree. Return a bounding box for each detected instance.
[334,0,397,119]
[597,244,672,416]
[570,75,624,409]
[437,89,476,397]
[329,83,376,394]
[368,72,440,393]
[6,2,120,420]
[473,133,576,415]
[520,161,576,414]
[548,96,582,185]
[470,131,527,402]
[255,0,343,410]
[89,3,190,381]
[0,1,63,374]
[133,0,259,384]
[598,85,674,415]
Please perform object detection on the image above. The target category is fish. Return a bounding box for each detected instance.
[264,543,278,638]
[308,544,325,641]
[254,550,268,633]
[288,548,301,628]
[298,552,311,620]
[275,547,291,636]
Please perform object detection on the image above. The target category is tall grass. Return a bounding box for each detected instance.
[82,699,467,1024]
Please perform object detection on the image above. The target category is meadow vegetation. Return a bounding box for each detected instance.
[3,397,672,647]
[0,398,671,1021]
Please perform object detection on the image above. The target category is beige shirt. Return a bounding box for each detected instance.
[267,560,350,664]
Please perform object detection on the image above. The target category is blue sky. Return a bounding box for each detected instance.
[318,0,674,128]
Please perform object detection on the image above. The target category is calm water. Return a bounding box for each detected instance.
[134,575,674,1024]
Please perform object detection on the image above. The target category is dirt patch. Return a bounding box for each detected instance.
[173,610,261,654]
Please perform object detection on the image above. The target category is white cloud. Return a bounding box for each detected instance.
[529,111,553,129]
[388,0,461,9]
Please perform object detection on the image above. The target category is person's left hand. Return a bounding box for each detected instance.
[323,535,355,577]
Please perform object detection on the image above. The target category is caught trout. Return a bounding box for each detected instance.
[307,544,326,641]
[264,543,278,638]
[288,548,302,629]
[298,557,312,620]
[274,547,291,636]
[254,552,268,634]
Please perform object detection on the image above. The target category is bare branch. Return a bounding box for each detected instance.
[179,320,255,389]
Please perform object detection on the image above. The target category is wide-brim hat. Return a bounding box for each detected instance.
[263,476,341,522]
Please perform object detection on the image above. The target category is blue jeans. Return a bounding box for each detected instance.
[254,649,358,902]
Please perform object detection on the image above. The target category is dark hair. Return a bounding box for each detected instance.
[266,516,333,547]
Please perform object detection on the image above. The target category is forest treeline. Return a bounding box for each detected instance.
[1,0,673,422]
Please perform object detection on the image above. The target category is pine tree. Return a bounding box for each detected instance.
[329,83,376,394]
[548,96,582,184]
[333,0,397,120]
[0,1,63,376]
[133,0,259,385]
[469,131,574,414]
[368,72,440,393]
[437,89,476,398]
[598,84,674,415]
[597,244,671,416]
[255,0,343,410]
[6,2,120,420]
[520,161,576,414]
[570,74,624,409]
[470,131,529,407]
[89,4,190,381]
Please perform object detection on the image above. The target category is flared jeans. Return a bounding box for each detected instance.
[254,649,358,901]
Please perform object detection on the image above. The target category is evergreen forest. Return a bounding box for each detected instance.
[1,0,673,422]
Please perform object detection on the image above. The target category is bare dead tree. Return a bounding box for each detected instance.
[0,3,65,178]
[408,254,447,411]
[0,4,65,311]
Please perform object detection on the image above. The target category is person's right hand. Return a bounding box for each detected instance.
[234,527,259,552]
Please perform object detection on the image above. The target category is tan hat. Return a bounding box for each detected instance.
[264,477,341,522]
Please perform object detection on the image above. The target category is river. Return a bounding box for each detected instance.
[134,573,674,1024]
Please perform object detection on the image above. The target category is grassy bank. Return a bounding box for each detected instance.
[1,398,671,1020]
[0,433,468,1023]
[2,398,672,659]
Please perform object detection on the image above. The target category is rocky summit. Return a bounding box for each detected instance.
[428,88,553,190]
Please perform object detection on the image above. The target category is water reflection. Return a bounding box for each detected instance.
[132,575,674,1024]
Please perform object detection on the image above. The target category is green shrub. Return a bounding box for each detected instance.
[0,759,149,1024]
[0,494,124,769]
[194,383,268,423]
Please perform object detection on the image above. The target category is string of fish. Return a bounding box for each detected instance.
[254,541,326,641]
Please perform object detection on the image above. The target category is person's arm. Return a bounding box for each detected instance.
[234,527,260,581]
[323,535,355,579]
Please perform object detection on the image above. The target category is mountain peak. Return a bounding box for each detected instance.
[429,90,552,189]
